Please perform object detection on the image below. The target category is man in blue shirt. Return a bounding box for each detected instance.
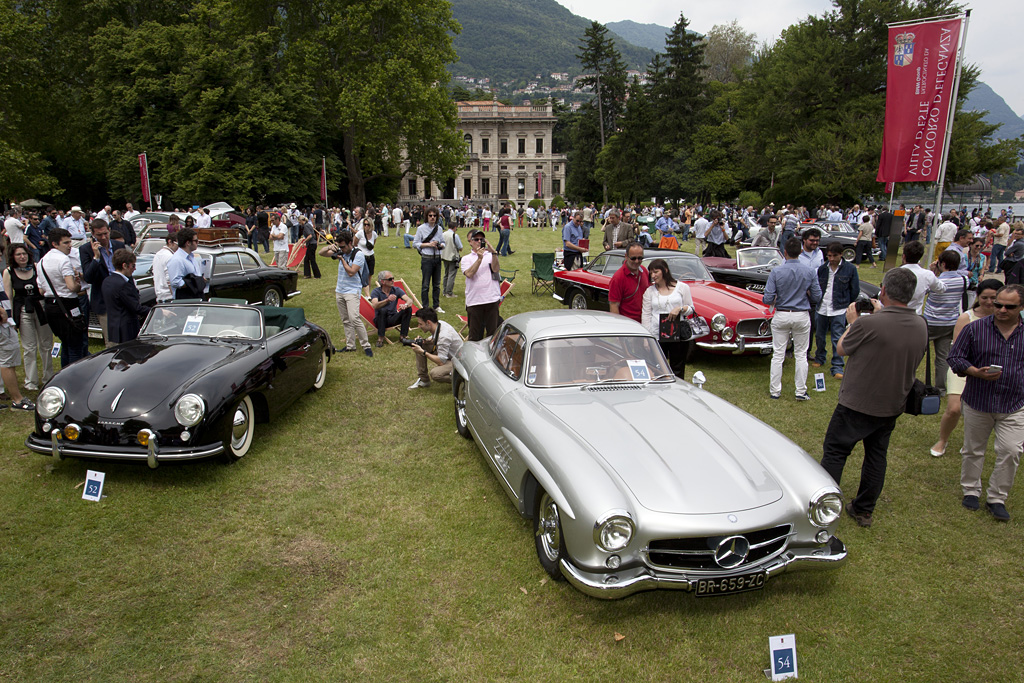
[413,209,446,312]
[562,211,585,270]
[763,237,822,400]
[80,219,125,347]
[321,230,373,356]
[166,228,206,300]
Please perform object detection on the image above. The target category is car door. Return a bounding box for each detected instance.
[210,253,244,300]
[237,252,267,303]
[262,323,311,411]
[470,324,526,494]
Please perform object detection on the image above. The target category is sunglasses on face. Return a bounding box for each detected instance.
[382,277,394,282]
[628,256,644,262]
[993,303,1020,310]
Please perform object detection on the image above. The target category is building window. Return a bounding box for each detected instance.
[482,178,490,195]
[464,133,472,154]
[536,138,543,154]
[552,179,561,195]
[518,165,525,170]
[500,139,508,155]
[408,178,417,196]
[500,165,507,170]
[463,178,472,198]
[536,165,543,170]
[464,165,471,171]
[517,178,526,198]
[518,139,526,154]
[554,165,560,172]
[482,138,489,154]
[482,165,489,171]
[499,178,508,196]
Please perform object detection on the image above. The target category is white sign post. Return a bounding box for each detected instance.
[767,634,798,680]
[82,471,106,502]
[813,372,826,392]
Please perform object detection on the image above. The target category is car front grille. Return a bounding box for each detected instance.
[737,319,771,338]
[646,524,793,572]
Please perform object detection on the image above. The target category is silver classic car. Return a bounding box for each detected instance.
[452,310,847,599]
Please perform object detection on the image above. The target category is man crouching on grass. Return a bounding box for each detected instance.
[406,308,463,390]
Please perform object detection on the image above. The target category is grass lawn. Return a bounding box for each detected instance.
[1,225,1021,682]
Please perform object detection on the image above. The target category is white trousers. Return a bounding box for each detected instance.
[961,403,1024,504]
[769,310,810,396]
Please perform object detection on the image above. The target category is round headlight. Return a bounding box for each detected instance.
[37,387,66,419]
[594,512,634,552]
[809,491,843,527]
[711,313,727,332]
[721,326,734,341]
[173,394,205,427]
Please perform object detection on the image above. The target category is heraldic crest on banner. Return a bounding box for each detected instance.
[893,32,915,66]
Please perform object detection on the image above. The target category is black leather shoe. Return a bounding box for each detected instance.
[986,501,1010,521]
[962,495,980,511]
[845,502,873,527]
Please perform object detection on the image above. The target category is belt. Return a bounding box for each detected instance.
[775,307,809,312]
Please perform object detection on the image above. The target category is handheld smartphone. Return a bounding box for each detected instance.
[988,365,1003,373]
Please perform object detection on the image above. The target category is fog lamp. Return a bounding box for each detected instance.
[64,425,80,441]
[606,555,621,569]
[722,326,734,341]
[137,430,151,446]
[816,530,831,544]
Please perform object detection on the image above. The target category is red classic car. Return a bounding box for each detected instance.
[553,249,774,355]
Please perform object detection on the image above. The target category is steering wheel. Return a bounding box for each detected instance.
[767,256,783,267]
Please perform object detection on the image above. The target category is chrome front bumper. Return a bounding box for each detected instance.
[560,536,847,599]
[697,338,774,355]
[25,432,224,469]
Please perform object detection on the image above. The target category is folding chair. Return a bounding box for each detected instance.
[499,268,517,295]
[531,252,556,295]
[360,280,421,344]
[658,235,679,250]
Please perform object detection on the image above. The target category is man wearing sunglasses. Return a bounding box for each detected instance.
[948,284,1024,521]
[608,242,649,324]
[461,230,501,341]
[413,209,446,312]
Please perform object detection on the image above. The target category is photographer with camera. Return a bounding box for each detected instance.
[406,307,463,390]
[320,230,373,357]
[820,267,928,527]
[461,230,502,341]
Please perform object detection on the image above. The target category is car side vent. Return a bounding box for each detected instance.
[586,384,645,392]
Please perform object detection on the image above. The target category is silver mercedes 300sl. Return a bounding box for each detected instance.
[452,310,847,599]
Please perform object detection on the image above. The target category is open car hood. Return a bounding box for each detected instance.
[538,387,784,514]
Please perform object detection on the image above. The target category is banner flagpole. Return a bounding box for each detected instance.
[927,9,971,264]
[320,157,328,211]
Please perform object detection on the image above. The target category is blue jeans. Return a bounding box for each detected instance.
[991,244,1006,272]
[497,228,511,255]
[813,312,847,375]
[403,233,415,249]
[290,223,300,243]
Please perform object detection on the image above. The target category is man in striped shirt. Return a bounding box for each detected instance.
[947,284,1024,522]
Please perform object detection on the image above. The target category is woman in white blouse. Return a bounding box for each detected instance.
[641,258,695,379]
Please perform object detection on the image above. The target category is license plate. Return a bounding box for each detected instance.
[760,347,772,355]
[694,572,767,596]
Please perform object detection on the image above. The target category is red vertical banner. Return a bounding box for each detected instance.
[877,17,963,183]
[138,153,152,204]
[320,157,327,202]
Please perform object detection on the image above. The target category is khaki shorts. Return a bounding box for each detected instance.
[0,326,21,367]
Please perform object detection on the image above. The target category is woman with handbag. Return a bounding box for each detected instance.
[3,243,54,390]
[641,258,694,379]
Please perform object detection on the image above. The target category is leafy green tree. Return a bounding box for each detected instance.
[686,81,743,202]
[565,104,603,202]
[596,79,656,202]
[271,0,465,207]
[702,20,757,84]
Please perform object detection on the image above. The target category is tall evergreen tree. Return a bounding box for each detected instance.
[649,12,707,201]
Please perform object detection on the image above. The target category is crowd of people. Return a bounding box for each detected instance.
[3,197,1023,525]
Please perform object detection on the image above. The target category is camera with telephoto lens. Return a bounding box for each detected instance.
[855,297,875,316]
[402,337,425,348]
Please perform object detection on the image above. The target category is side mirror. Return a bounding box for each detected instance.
[691,371,706,389]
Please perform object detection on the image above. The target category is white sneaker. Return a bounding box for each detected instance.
[408,379,431,390]
[435,306,446,314]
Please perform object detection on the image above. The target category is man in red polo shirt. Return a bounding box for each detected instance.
[609,241,649,323]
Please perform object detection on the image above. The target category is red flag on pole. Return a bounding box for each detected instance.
[138,153,152,204]
[320,157,327,202]
[877,17,963,183]
[885,181,894,193]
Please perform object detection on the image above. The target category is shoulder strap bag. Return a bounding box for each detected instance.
[905,344,941,415]
[40,257,88,331]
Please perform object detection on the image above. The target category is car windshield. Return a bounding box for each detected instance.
[825,222,857,234]
[141,304,263,339]
[527,335,672,387]
[643,255,712,281]
[136,238,164,256]
[736,248,783,269]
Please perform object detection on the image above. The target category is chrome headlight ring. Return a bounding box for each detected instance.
[173,393,206,427]
[721,326,735,341]
[809,489,844,527]
[37,386,66,419]
[593,510,635,552]
[711,313,727,332]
